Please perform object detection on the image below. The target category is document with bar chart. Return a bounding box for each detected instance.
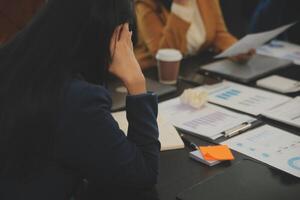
[159,98,255,140]
[201,81,291,116]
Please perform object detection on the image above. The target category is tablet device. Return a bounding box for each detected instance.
[199,55,292,83]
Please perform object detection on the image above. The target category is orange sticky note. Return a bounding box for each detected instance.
[199,145,234,161]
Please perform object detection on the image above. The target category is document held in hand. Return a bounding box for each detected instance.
[215,23,296,59]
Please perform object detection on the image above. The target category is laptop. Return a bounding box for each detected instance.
[108,78,177,111]
[177,160,300,200]
[199,54,292,83]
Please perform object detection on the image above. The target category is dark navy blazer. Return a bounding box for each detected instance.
[0,79,160,200]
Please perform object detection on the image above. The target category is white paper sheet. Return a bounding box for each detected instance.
[257,40,300,65]
[256,75,300,93]
[262,97,300,128]
[222,125,300,178]
[112,112,184,151]
[215,23,295,59]
[159,98,255,140]
[202,81,291,116]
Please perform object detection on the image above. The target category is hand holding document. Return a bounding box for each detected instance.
[215,23,295,59]
[112,111,184,151]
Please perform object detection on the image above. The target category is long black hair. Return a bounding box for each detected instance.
[0,0,135,178]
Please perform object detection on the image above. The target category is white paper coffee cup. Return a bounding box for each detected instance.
[156,49,183,84]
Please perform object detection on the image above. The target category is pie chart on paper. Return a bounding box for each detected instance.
[288,157,300,170]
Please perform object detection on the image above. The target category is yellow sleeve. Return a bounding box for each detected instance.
[135,1,191,56]
[212,0,238,52]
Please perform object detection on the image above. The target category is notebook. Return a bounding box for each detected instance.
[112,111,184,151]
[177,160,300,200]
[200,54,292,83]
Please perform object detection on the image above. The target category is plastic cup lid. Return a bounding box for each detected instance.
[156,49,183,62]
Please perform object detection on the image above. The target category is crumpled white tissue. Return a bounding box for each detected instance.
[180,89,208,109]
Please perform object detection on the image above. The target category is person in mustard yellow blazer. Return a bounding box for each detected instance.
[134,0,253,69]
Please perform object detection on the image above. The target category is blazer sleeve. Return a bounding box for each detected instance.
[135,1,191,56]
[212,0,238,52]
[55,83,160,188]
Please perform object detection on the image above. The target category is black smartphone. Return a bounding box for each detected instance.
[179,73,222,86]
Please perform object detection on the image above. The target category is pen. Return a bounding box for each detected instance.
[224,122,252,138]
[223,120,263,138]
[180,134,199,151]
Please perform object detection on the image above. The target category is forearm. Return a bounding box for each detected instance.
[214,33,237,52]
[126,93,160,152]
[126,92,160,185]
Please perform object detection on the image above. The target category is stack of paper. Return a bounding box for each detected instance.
[112,111,184,151]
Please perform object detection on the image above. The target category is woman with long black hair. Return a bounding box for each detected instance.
[0,0,160,199]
